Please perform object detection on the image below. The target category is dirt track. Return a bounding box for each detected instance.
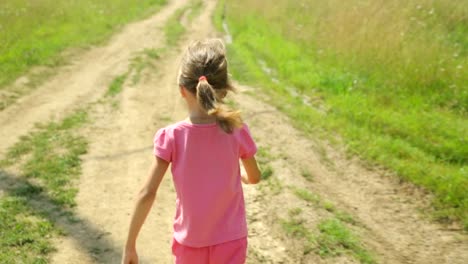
[1,0,467,263]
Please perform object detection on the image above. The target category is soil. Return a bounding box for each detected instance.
[0,0,466,263]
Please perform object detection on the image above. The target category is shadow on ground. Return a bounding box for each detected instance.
[0,169,127,263]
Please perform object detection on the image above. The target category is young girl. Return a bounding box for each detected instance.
[122,39,261,264]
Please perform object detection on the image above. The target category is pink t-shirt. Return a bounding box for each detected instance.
[153,121,257,247]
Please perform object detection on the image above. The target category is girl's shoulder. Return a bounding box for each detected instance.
[156,120,189,132]
[155,121,252,138]
[233,122,252,136]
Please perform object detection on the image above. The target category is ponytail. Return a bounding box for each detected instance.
[196,78,242,133]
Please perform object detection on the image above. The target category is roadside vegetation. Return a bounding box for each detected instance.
[0,1,209,259]
[284,187,374,263]
[164,0,204,46]
[0,0,167,91]
[0,109,88,262]
[216,0,468,229]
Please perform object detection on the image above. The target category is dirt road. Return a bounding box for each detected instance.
[1,0,467,263]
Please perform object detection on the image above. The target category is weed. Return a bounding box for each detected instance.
[187,0,204,21]
[253,146,275,181]
[300,168,313,181]
[291,186,358,224]
[289,207,303,216]
[293,188,320,205]
[143,48,163,60]
[165,0,204,46]
[317,219,375,263]
[0,195,57,262]
[281,189,371,261]
[261,165,274,180]
[280,210,316,256]
[260,176,282,195]
[129,48,162,85]
[335,211,357,225]
[106,74,127,97]
[256,146,273,164]
[281,218,310,239]
[323,201,336,212]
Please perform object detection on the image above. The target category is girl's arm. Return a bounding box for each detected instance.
[122,156,169,263]
[241,156,261,184]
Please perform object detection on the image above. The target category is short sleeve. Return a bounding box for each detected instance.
[237,124,257,159]
[153,128,173,162]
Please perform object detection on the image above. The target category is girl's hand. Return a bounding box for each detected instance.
[122,247,138,264]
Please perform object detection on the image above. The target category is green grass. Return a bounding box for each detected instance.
[280,207,374,262]
[106,47,164,98]
[292,187,357,225]
[255,146,274,180]
[300,168,314,181]
[106,74,128,97]
[293,188,320,205]
[217,0,468,229]
[317,219,375,264]
[287,186,372,261]
[129,48,163,85]
[0,0,167,89]
[164,0,204,46]
[0,108,89,261]
[0,195,57,263]
[1,110,89,207]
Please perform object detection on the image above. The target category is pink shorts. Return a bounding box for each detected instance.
[171,237,247,264]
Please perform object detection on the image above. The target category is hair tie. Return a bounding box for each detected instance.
[198,75,207,82]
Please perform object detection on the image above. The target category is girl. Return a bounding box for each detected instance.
[122,39,261,264]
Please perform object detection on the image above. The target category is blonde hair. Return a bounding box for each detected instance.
[178,39,242,133]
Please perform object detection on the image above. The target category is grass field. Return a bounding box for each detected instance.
[0,110,88,262]
[0,0,167,88]
[216,0,468,229]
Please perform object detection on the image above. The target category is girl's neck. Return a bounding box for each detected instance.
[186,109,216,124]
[182,90,216,124]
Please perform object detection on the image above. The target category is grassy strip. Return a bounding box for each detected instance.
[293,187,357,225]
[1,110,88,206]
[256,146,274,180]
[106,74,128,97]
[164,0,204,46]
[0,194,57,263]
[0,0,167,89]
[217,0,468,229]
[0,109,89,261]
[129,48,162,85]
[316,218,374,263]
[105,48,164,99]
[282,191,375,264]
[281,210,375,263]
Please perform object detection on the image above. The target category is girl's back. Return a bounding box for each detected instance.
[154,121,256,246]
[122,39,261,264]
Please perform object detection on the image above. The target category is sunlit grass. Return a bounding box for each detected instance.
[281,206,375,263]
[0,108,89,261]
[164,0,204,46]
[1,110,89,207]
[217,0,468,229]
[0,0,167,88]
[0,195,57,263]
